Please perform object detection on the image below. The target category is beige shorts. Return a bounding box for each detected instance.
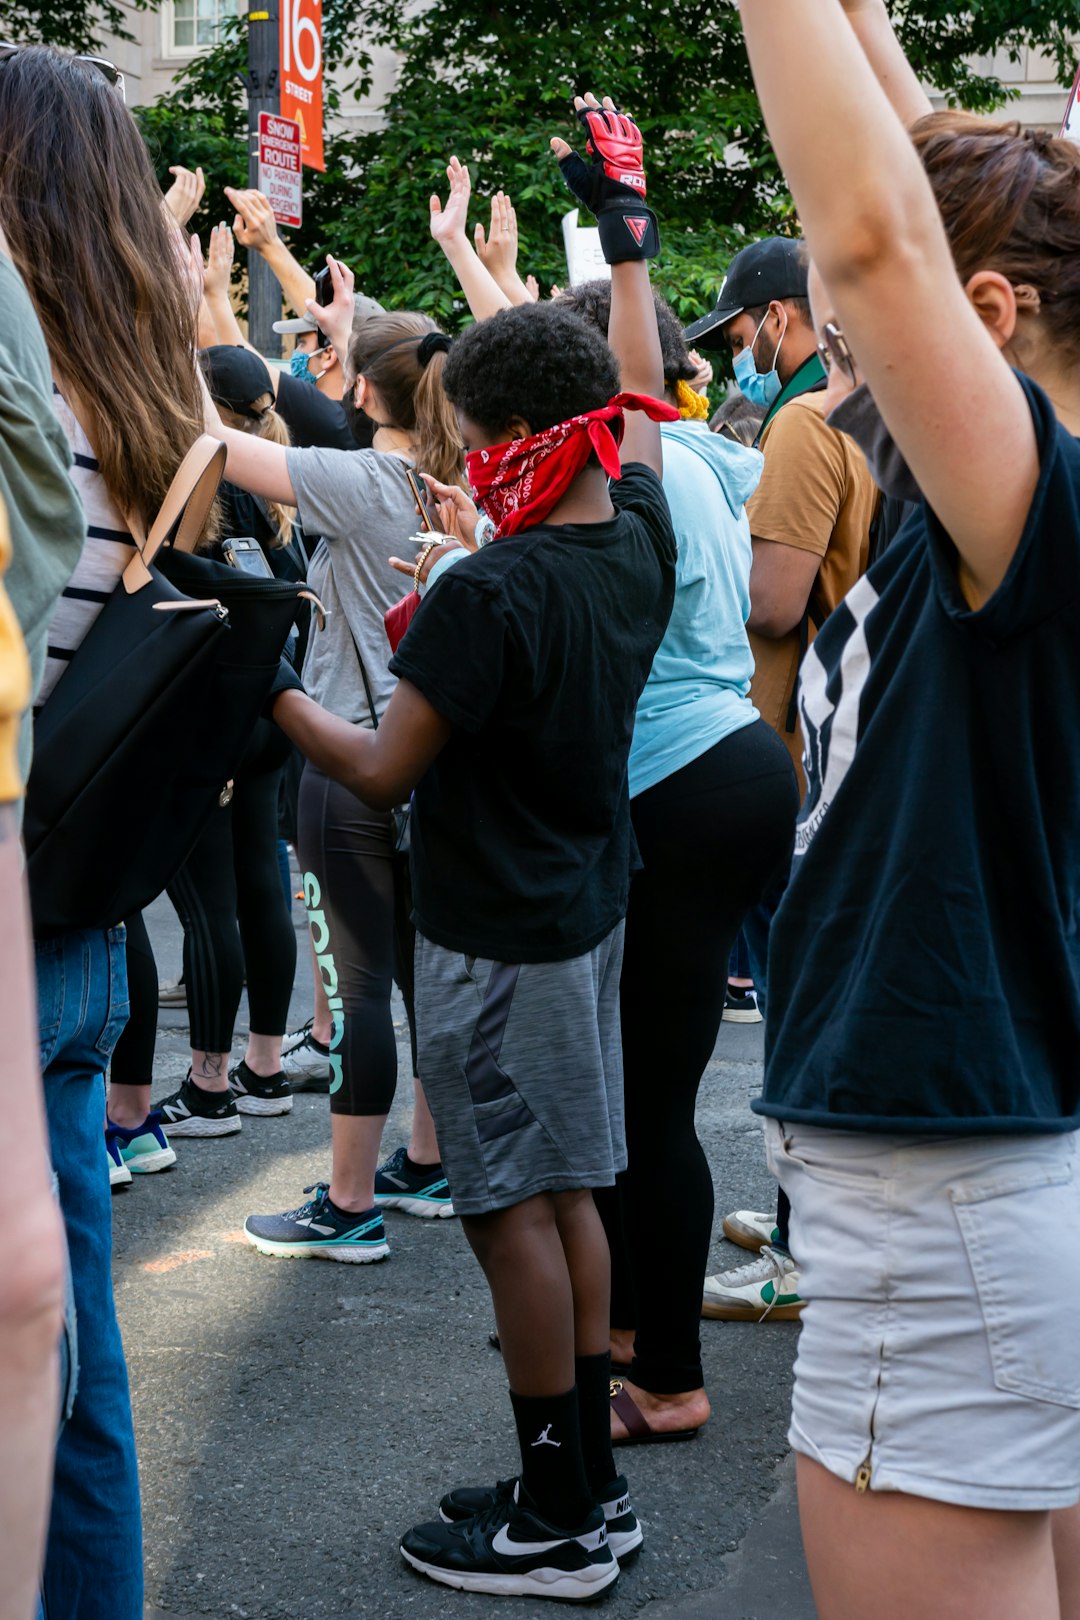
[764,1116,1080,1511]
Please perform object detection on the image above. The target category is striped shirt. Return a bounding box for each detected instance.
[38,390,135,705]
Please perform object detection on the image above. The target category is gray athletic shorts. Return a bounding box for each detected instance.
[414,925,626,1217]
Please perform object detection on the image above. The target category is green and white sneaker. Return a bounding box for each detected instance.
[702,1245,803,1321]
[722,1208,780,1253]
[106,1111,177,1175]
[244,1183,390,1263]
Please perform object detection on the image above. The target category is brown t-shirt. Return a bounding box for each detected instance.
[746,393,877,790]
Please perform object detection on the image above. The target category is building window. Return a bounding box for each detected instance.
[167,0,239,56]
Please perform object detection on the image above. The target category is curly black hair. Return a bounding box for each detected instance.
[555,280,697,389]
[442,302,619,437]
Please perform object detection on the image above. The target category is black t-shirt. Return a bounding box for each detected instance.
[389,463,676,963]
[276,371,356,451]
[757,376,1080,1134]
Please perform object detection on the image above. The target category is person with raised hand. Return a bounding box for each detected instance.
[474,189,536,306]
[163,162,205,226]
[737,2,1080,1616]
[225,183,316,316]
[268,88,676,1602]
[429,155,513,321]
[201,254,462,1257]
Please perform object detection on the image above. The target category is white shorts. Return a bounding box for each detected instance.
[764,1116,1080,1511]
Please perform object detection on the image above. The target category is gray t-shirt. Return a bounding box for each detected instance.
[287,446,423,725]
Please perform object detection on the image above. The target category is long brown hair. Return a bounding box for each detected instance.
[0,47,209,528]
[911,111,1080,359]
[348,313,464,487]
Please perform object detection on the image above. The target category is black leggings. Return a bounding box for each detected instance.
[594,719,798,1394]
[110,910,159,1085]
[296,763,415,1116]
[167,730,296,1053]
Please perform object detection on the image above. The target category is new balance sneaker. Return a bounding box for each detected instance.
[106,1111,177,1175]
[157,976,187,1009]
[279,1021,332,1093]
[439,1475,642,1562]
[155,1075,242,1138]
[106,1134,132,1188]
[702,1245,803,1321]
[227,1060,293,1117]
[401,1492,618,1600]
[244,1183,389,1263]
[374,1145,454,1219]
[722,1208,780,1252]
[721,984,763,1024]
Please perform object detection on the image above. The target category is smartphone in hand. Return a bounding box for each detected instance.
[405,468,444,535]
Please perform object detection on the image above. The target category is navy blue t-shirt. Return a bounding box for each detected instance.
[756,376,1080,1133]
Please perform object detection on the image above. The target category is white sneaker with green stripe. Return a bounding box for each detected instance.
[702,1246,803,1321]
[721,1208,780,1252]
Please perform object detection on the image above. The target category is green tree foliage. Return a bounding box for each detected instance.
[0,0,146,52]
[135,0,1080,330]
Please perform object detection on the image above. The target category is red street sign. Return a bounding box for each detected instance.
[280,0,325,172]
[258,111,302,228]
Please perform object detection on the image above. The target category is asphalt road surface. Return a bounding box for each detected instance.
[120,884,815,1620]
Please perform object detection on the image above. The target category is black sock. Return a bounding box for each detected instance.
[775,1188,792,1256]
[510,1386,593,1531]
[575,1352,618,1496]
[404,1150,441,1174]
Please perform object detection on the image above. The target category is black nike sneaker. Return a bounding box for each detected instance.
[401,1491,618,1600]
[439,1474,642,1561]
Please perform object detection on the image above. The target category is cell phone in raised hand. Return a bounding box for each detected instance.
[405,468,444,535]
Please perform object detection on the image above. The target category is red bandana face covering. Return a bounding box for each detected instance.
[465,391,679,539]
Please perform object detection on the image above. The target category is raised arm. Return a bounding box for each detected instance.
[837,0,933,128]
[202,223,247,349]
[225,186,317,316]
[430,158,512,323]
[553,94,665,475]
[474,192,535,307]
[739,0,1036,607]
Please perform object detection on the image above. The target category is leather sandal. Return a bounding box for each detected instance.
[609,1378,702,1446]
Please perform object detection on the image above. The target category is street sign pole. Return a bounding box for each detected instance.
[247,7,281,356]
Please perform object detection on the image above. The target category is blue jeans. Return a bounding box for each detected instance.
[37,926,142,1620]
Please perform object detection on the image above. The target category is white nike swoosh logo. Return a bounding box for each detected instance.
[491,1525,568,1559]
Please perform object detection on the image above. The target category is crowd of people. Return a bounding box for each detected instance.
[1,0,1078,1614]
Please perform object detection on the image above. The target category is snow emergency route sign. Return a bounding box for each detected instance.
[258,112,303,228]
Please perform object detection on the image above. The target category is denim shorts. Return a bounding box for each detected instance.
[764,1116,1080,1511]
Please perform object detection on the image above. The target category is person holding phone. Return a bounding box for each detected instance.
[737,1,1080,1615]
[201,266,464,1255]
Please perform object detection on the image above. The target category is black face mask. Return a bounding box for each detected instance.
[826,383,923,505]
[342,390,375,451]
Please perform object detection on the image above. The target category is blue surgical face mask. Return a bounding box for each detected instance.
[732,310,787,410]
[289,349,317,386]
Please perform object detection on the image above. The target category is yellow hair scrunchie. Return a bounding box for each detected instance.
[676,378,710,421]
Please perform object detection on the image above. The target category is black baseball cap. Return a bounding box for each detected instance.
[199,345,275,419]
[683,237,809,351]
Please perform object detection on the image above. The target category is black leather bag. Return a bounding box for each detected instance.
[24,436,308,937]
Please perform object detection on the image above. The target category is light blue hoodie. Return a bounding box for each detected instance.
[628,420,762,798]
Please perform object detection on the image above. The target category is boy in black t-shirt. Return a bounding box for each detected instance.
[272,95,675,1600]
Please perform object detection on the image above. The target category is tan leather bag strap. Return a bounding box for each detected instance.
[123,436,226,594]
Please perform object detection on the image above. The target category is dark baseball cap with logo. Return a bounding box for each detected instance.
[683,237,808,351]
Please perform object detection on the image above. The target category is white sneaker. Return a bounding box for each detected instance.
[722,1208,780,1252]
[106,1135,132,1188]
[280,1021,332,1092]
[157,977,187,1009]
[702,1246,803,1321]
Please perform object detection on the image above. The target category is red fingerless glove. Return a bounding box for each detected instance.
[558,103,660,263]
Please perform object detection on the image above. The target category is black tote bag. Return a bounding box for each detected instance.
[24,436,308,936]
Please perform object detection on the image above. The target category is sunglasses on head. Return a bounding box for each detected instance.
[817,320,858,390]
[0,41,125,101]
